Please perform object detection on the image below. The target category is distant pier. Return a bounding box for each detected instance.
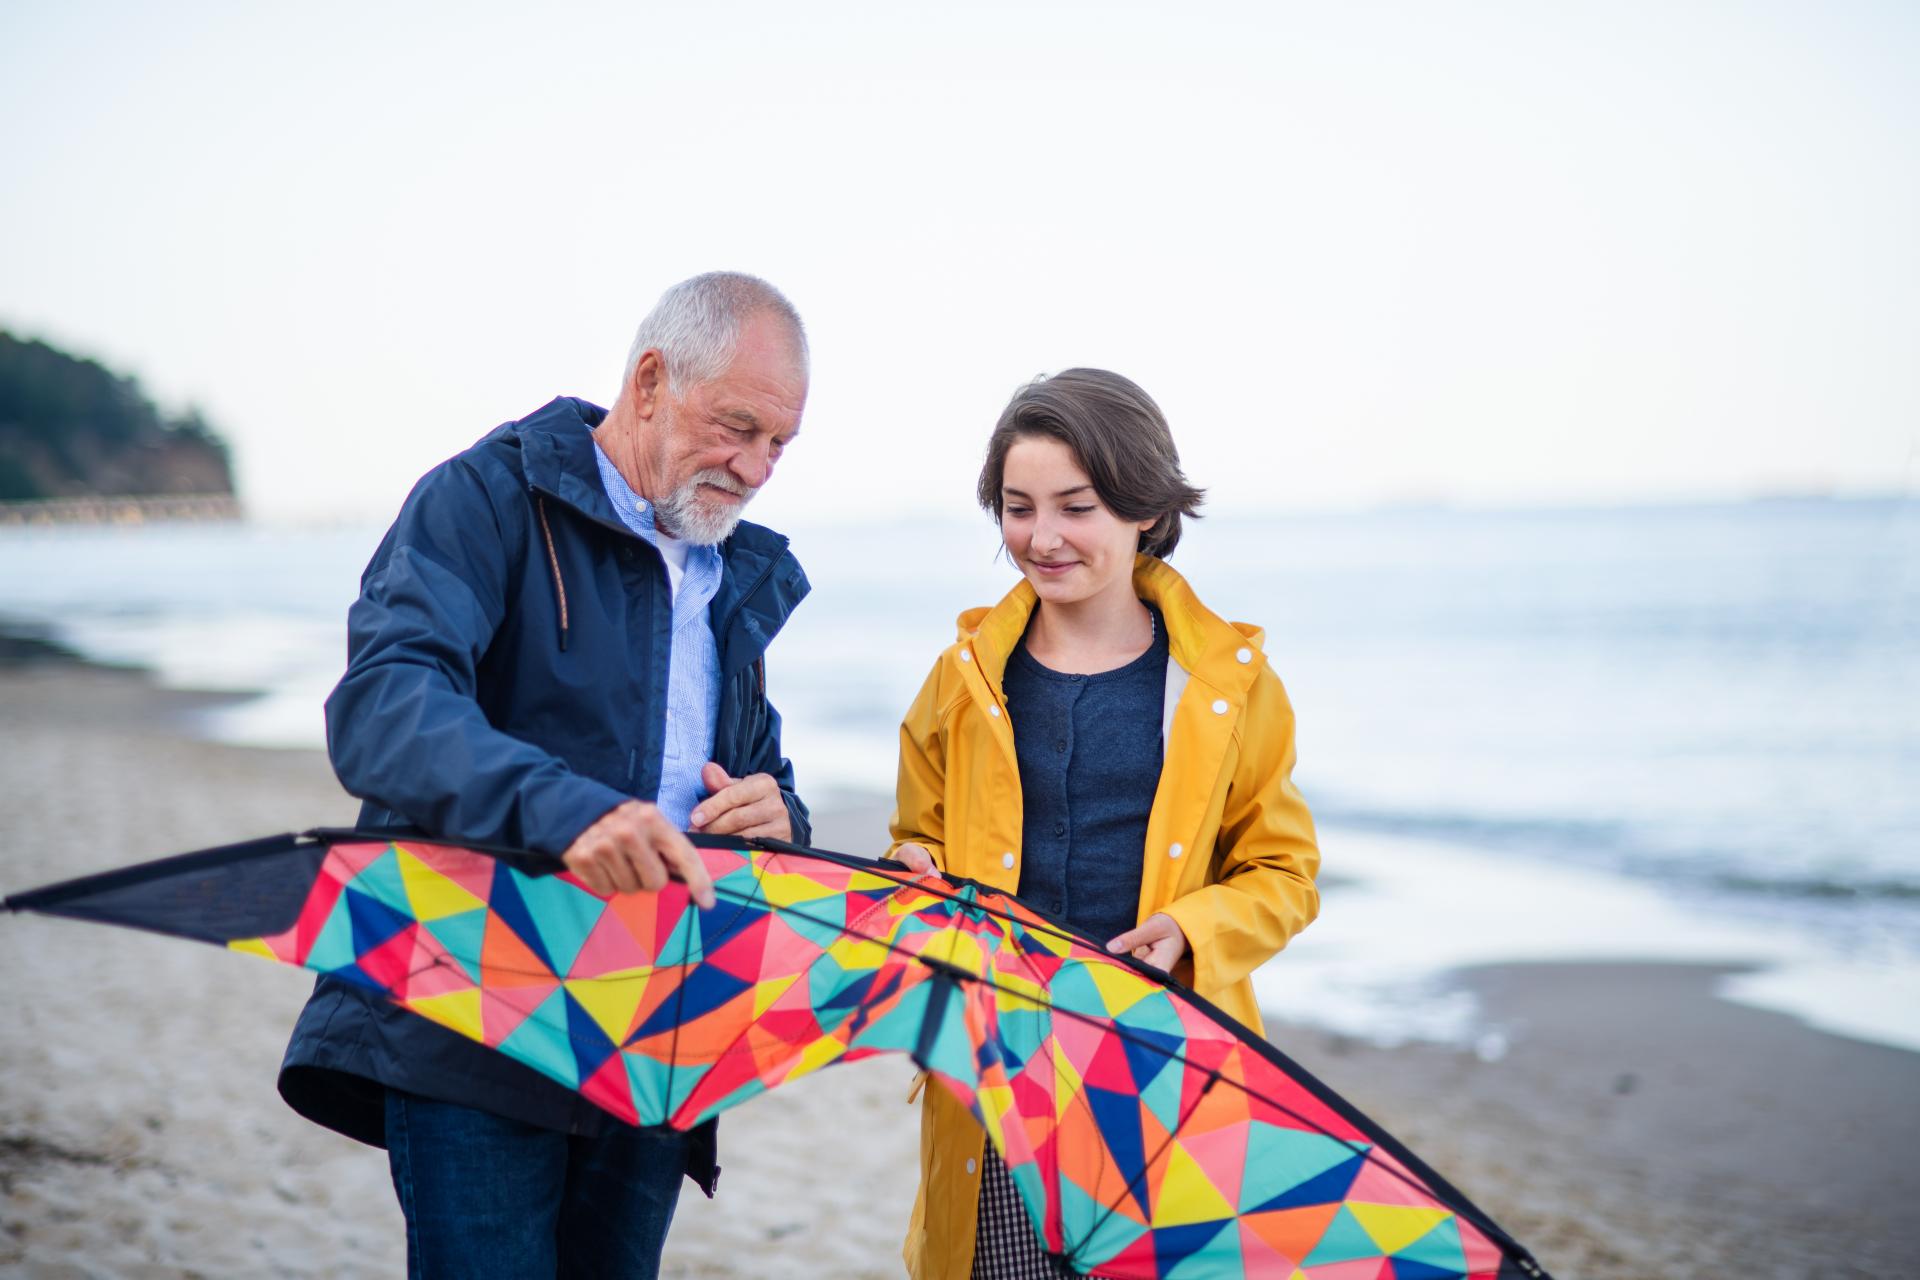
[0,494,243,527]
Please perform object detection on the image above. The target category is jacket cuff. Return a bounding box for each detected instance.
[780,788,812,846]
[523,777,635,855]
[1158,894,1219,996]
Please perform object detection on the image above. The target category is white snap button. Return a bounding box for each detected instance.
[1212,699,1229,715]
[1169,842,1183,859]
[1002,852,1015,869]
[960,650,972,663]
[966,1158,977,1174]
[989,705,1002,717]
[1236,647,1253,664]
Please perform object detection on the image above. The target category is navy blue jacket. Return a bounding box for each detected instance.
[278,397,810,1193]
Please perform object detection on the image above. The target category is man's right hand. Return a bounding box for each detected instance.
[562,800,717,909]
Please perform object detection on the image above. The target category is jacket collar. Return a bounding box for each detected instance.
[513,395,796,572]
[957,554,1265,696]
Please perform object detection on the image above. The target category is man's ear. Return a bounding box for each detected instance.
[630,349,667,421]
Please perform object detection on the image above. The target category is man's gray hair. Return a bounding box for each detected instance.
[623,271,808,392]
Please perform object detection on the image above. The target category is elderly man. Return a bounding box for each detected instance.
[278,272,812,1278]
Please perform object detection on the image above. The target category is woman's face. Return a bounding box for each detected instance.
[1000,436,1154,609]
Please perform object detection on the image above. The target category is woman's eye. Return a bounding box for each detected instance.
[1005,506,1031,517]
[1066,506,1096,515]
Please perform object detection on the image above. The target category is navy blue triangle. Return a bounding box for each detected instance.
[1083,1083,1149,1216]
[1151,1220,1232,1273]
[1119,1023,1185,1091]
[346,887,414,956]
[485,870,556,974]
[817,967,887,1013]
[1248,1152,1367,1213]
[699,896,770,953]
[564,988,619,1081]
[1393,1259,1468,1279]
[630,965,752,1040]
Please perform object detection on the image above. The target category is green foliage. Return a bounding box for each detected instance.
[0,331,235,500]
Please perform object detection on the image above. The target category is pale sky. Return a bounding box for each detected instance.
[2,0,1915,526]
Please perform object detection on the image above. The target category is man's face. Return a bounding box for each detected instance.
[648,312,807,544]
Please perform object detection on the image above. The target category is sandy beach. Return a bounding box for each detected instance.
[3,657,1916,1278]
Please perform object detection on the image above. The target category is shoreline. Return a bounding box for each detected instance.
[3,662,1916,1276]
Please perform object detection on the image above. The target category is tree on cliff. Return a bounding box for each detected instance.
[0,331,236,501]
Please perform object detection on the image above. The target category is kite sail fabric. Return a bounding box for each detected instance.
[5,830,1550,1280]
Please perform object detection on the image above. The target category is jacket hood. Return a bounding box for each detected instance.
[954,554,1265,695]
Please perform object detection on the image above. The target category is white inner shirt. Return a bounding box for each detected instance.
[653,528,691,597]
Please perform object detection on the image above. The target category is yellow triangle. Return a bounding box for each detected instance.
[396,848,489,921]
[564,967,655,1043]
[752,973,801,1018]
[1051,1040,1086,1121]
[408,988,485,1043]
[1350,1203,1456,1254]
[228,936,276,961]
[759,871,843,909]
[1150,1141,1237,1227]
[785,1026,851,1082]
[1083,961,1154,1016]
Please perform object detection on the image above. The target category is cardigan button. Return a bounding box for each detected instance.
[1236,647,1253,664]
[1002,851,1016,869]
[1169,842,1184,859]
[966,1158,977,1174]
[960,650,972,663]
[989,705,1002,718]
[1211,699,1229,715]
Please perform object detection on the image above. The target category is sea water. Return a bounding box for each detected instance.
[2,498,1915,1051]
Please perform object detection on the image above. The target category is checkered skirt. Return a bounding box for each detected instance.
[971,1147,1073,1279]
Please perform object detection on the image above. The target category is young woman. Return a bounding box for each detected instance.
[888,368,1322,1279]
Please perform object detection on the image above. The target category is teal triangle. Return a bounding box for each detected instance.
[350,847,411,913]
[1136,1047,1184,1133]
[497,987,578,1088]
[1395,1216,1468,1271]
[1240,1125,1368,1213]
[1303,1205,1385,1267]
[511,872,606,977]
[658,905,703,967]
[1057,1171,1148,1271]
[623,1045,669,1118]
[305,893,360,972]
[1163,1219,1244,1278]
[423,907,489,982]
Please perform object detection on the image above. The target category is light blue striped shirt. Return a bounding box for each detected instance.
[592,444,723,830]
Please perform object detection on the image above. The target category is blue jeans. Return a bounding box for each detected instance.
[384,1089,695,1279]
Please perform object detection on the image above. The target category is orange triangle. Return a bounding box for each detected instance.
[481,913,558,986]
[1242,1203,1341,1262]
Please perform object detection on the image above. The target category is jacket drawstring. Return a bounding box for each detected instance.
[536,496,570,651]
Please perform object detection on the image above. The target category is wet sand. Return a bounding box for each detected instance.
[2,660,1914,1277]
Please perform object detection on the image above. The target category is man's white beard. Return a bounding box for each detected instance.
[654,467,755,545]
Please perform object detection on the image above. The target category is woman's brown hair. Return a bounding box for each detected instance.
[977,368,1205,560]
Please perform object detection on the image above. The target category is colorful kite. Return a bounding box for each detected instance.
[5,830,1551,1279]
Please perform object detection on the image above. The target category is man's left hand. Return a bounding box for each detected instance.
[689,763,793,840]
[1106,912,1189,972]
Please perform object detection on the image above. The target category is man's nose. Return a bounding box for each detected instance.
[730,439,773,489]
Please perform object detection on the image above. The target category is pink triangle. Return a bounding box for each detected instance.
[399,841,499,902]
[568,906,656,978]
[479,979,560,1046]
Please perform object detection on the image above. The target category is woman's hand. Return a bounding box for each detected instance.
[1106,912,1188,972]
[892,843,937,875]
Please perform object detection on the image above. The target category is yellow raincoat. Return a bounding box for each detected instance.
[888,554,1321,1279]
